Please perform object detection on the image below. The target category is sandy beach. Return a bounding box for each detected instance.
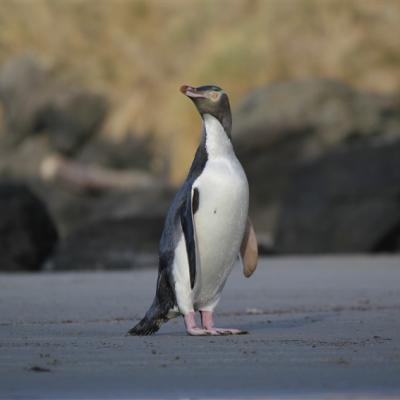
[1,256,399,399]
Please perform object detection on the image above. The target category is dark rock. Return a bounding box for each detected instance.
[76,134,154,171]
[32,182,100,236]
[0,182,58,271]
[46,186,174,237]
[0,54,49,142]
[88,188,174,222]
[275,140,400,253]
[36,90,108,155]
[0,54,108,154]
[373,222,400,253]
[233,79,400,246]
[51,217,162,271]
[50,187,174,270]
[0,135,52,180]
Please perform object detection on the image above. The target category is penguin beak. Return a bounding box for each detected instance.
[180,85,207,99]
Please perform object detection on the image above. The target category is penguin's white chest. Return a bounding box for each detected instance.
[192,117,249,309]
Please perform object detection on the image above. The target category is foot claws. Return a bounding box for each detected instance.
[202,328,248,336]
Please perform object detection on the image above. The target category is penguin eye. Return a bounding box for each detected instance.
[209,91,220,102]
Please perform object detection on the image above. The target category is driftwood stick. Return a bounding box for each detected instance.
[40,154,162,192]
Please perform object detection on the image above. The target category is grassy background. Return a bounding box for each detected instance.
[1,0,399,182]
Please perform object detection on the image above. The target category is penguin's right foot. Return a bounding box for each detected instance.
[187,327,219,336]
[184,312,219,336]
[200,310,248,335]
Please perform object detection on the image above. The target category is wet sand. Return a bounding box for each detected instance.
[1,256,400,399]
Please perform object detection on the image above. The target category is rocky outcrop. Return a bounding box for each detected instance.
[0,54,48,142]
[2,67,399,263]
[49,188,174,270]
[0,54,107,154]
[0,182,58,271]
[234,79,400,252]
[50,217,161,271]
[36,90,107,155]
[0,55,170,270]
[275,140,400,253]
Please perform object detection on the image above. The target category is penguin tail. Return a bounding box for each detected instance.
[128,267,176,336]
[127,300,169,336]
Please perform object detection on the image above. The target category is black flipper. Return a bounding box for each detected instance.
[128,267,175,336]
[180,187,199,289]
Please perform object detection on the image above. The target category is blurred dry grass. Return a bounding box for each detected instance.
[0,0,399,182]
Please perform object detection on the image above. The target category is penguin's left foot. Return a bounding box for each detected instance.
[184,312,218,336]
[208,328,248,335]
[187,327,219,336]
[200,310,248,335]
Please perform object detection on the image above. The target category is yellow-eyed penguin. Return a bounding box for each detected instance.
[128,84,258,336]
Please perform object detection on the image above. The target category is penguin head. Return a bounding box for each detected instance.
[180,84,232,134]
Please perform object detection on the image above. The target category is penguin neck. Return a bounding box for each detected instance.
[202,113,234,159]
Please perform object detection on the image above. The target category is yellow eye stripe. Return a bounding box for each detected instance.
[210,91,220,101]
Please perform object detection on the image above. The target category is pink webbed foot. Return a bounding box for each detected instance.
[212,328,248,335]
[200,310,248,335]
[186,327,220,336]
[184,312,219,336]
